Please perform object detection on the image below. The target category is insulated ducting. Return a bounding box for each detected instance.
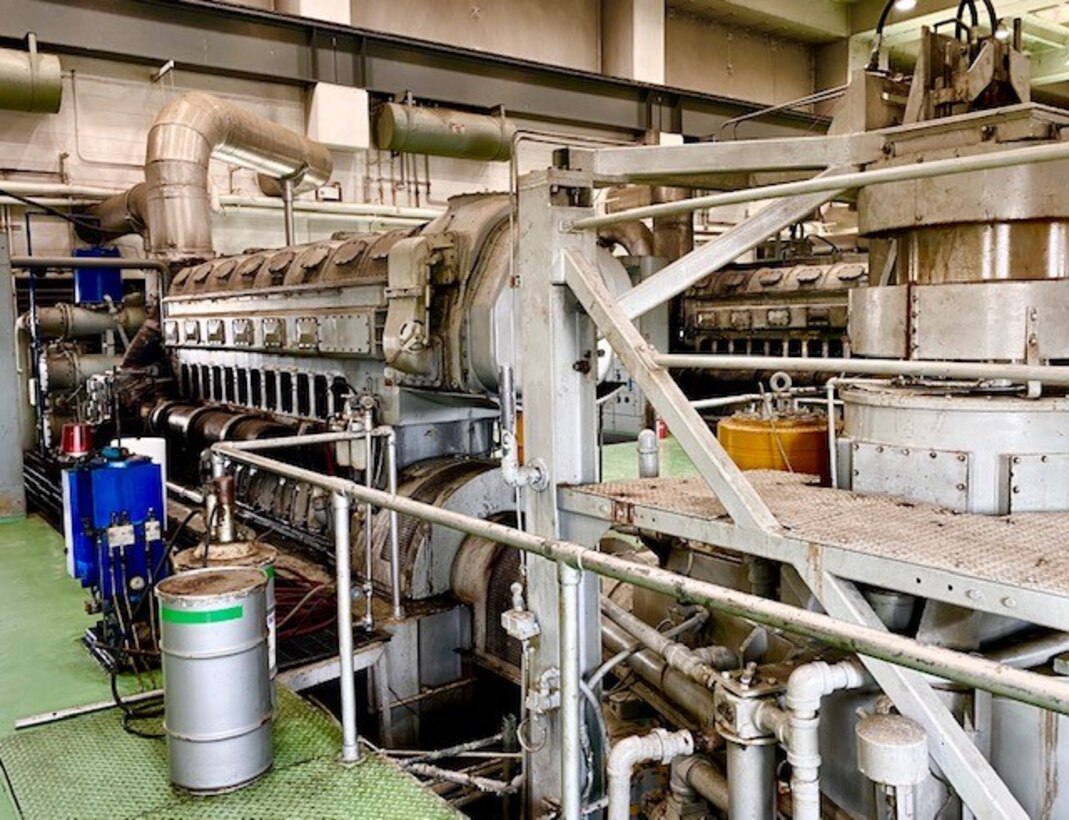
[0,41,61,114]
[85,92,334,259]
[375,102,515,161]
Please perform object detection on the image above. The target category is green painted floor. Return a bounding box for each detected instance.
[0,515,457,820]
[0,437,690,818]
[602,436,698,481]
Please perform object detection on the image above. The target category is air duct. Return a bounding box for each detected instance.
[84,92,333,260]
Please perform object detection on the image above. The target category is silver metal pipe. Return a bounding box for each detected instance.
[209,443,1069,716]
[385,430,404,620]
[332,491,360,763]
[601,619,718,722]
[363,410,375,629]
[572,140,1069,231]
[166,481,203,505]
[281,177,295,246]
[10,256,169,275]
[87,92,332,259]
[589,610,708,691]
[659,354,1069,388]
[726,741,776,820]
[21,302,146,340]
[376,102,516,162]
[602,597,719,689]
[671,755,730,813]
[559,561,584,820]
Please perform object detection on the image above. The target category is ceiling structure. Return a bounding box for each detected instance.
[669,0,1069,86]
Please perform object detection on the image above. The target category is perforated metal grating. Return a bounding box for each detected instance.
[570,471,1069,596]
[0,687,460,820]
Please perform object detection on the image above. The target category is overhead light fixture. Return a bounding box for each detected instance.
[894,0,917,10]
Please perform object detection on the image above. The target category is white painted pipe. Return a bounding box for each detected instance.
[759,659,869,820]
[559,562,584,820]
[607,729,694,820]
[216,194,440,221]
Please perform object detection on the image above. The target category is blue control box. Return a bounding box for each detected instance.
[62,453,167,601]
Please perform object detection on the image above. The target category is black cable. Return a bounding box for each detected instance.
[201,504,220,568]
[0,185,103,232]
[110,663,165,740]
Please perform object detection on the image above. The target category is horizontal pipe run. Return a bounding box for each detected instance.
[601,619,718,724]
[11,256,170,274]
[210,442,1069,718]
[571,140,1069,231]
[216,195,439,221]
[658,354,1069,387]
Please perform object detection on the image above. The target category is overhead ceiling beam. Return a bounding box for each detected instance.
[671,0,850,43]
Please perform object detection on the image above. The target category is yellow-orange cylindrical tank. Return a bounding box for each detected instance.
[717,413,830,485]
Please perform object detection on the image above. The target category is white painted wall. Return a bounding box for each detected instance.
[350,0,603,72]
[0,55,629,258]
[666,9,815,106]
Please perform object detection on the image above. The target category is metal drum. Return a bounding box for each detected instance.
[172,541,279,704]
[157,567,272,794]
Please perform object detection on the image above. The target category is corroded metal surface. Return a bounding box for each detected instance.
[568,471,1069,596]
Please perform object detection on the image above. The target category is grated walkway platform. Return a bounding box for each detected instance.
[561,470,1069,633]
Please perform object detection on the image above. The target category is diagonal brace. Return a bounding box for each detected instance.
[612,168,855,320]
[564,248,779,534]
[805,571,1028,820]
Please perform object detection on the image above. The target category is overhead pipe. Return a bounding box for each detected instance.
[597,221,655,258]
[208,443,1069,717]
[659,353,1069,388]
[84,91,333,259]
[572,140,1069,232]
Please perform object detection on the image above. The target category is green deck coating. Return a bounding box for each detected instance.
[0,435,693,818]
[602,436,698,481]
[0,514,458,820]
[0,687,458,820]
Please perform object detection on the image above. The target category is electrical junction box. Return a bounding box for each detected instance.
[73,246,123,305]
[307,83,370,152]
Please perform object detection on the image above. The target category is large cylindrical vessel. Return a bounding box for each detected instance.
[157,567,272,794]
[172,541,279,704]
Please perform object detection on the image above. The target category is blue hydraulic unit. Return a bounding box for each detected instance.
[62,447,167,665]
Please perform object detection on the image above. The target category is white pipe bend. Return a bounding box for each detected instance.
[779,659,868,820]
[607,728,694,820]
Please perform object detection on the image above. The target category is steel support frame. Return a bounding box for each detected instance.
[516,169,604,817]
[557,240,1031,817]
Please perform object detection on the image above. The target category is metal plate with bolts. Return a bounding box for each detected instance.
[852,441,971,511]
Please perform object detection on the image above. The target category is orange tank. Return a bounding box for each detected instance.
[717,413,830,485]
